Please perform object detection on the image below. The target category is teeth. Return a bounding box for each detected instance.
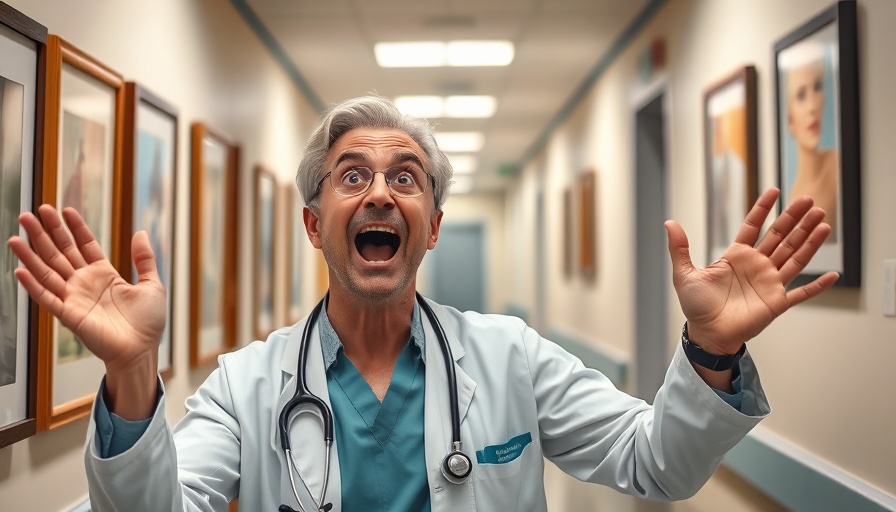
[360,226,397,235]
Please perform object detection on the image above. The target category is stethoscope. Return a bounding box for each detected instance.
[278,292,472,512]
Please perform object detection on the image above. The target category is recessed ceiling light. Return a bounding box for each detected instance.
[394,95,496,118]
[446,41,514,67]
[434,132,485,153]
[447,155,478,174]
[451,175,475,194]
[374,40,514,68]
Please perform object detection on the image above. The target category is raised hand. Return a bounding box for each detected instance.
[664,188,839,357]
[7,205,166,419]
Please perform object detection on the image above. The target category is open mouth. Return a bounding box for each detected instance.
[355,227,400,262]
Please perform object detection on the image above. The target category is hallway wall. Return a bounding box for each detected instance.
[0,1,318,510]
[507,0,896,508]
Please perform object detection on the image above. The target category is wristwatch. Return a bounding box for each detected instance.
[681,322,745,371]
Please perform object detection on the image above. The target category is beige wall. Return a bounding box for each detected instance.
[0,0,317,509]
[510,0,896,507]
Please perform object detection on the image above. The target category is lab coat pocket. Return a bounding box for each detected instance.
[473,432,533,481]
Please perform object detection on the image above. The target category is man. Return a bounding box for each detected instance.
[7,95,837,511]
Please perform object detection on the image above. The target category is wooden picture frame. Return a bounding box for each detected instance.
[0,1,46,447]
[577,170,596,281]
[189,122,239,367]
[703,65,759,264]
[253,165,276,340]
[120,83,178,380]
[774,0,860,287]
[561,187,572,278]
[37,35,124,430]
[284,184,303,325]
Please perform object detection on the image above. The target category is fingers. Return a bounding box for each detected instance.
[778,221,833,285]
[664,220,695,287]
[20,209,76,280]
[754,196,815,257]
[60,207,107,264]
[786,271,839,308]
[36,205,88,270]
[7,236,67,316]
[733,188,780,248]
[767,207,826,269]
[131,231,162,287]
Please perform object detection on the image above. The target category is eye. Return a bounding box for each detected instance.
[340,168,369,188]
[393,172,417,187]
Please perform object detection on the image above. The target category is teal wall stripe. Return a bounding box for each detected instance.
[725,432,896,511]
[229,0,326,113]
[516,0,667,169]
[547,328,627,387]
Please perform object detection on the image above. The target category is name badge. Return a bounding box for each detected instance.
[475,432,532,464]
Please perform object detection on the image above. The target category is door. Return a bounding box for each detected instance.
[429,222,485,313]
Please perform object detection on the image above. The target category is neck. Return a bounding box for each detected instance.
[325,287,416,367]
[796,144,825,177]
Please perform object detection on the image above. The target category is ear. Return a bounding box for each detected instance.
[303,206,323,249]
[428,209,444,250]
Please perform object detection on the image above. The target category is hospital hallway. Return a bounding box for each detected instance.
[0,0,894,511]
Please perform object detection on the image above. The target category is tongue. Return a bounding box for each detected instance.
[360,243,395,262]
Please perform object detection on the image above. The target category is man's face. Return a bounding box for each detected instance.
[303,127,443,303]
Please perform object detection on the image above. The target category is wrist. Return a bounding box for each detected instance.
[681,322,745,372]
[105,351,158,421]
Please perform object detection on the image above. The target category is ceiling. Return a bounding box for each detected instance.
[241,0,651,194]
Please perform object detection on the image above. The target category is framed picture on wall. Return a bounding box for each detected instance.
[774,0,860,287]
[253,165,276,340]
[189,122,239,367]
[37,35,125,430]
[578,169,596,282]
[703,65,758,264]
[0,1,45,448]
[119,83,178,379]
[284,183,303,325]
[562,187,572,279]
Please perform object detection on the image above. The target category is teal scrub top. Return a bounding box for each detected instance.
[319,305,430,512]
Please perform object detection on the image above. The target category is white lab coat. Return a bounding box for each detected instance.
[85,298,769,511]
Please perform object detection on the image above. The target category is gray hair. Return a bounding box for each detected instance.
[296,95,453,213]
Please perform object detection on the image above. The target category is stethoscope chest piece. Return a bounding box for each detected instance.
[441,442,473,484]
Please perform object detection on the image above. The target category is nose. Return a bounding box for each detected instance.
[363,172,395,210]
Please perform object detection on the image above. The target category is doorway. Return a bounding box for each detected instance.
[429,222,486,313]
[634,92,668,402]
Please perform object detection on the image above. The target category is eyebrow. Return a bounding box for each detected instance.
[333,150,426,169]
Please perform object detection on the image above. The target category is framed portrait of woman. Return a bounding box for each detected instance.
[774,0,860,287]
[253,165,276,340]
[37,35,125,430]
[0,1,45,447]
[704,66,758,264]
[119,83,178,379]
[189,122,239,367]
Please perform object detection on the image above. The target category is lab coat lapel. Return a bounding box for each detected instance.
[422,299,476,508]
[272,316,343,512]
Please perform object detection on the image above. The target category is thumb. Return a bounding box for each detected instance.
[664,220,696,287]
[131,231,162,286]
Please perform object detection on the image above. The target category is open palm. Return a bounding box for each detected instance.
[8,206,166,371]
[664,188,839,355]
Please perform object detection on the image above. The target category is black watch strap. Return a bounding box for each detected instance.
[681,322,745,371]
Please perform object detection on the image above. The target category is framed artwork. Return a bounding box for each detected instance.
[253,165,276,340]
[283,184,303,325]
[189,122,239,367]
[0,1,45,448]
[703,66,758,264]
[578,169,596,281]
[37,35,124,430]
[119,83,178,379]
[774,0,860,287]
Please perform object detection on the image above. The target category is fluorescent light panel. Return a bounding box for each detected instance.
[375,40,514,68]
[434,132,485,153]
[447,155,478,174]
[394,95,496,118]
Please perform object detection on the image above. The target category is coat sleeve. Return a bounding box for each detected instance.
[85,364,241,512]
[525,325,770,500]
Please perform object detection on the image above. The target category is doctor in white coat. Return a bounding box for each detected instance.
[8,95,838,512]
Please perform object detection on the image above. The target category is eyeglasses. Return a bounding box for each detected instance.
[317,164,432,198]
